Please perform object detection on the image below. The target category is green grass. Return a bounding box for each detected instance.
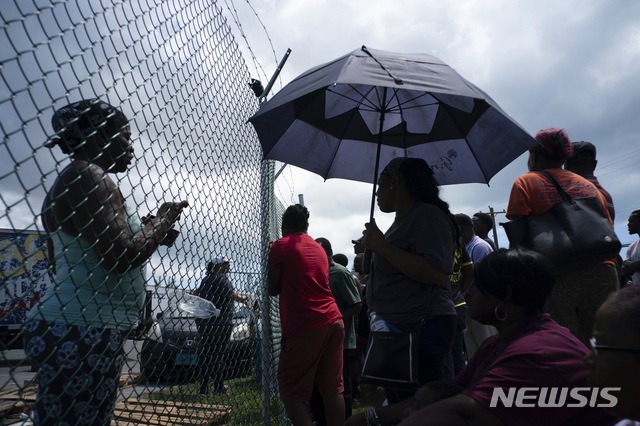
[142,378,385,425]
[145,376,288,425]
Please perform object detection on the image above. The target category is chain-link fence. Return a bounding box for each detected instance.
[1,0,288,424]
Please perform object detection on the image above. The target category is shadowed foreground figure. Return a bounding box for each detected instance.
[587,285,640,424]
[622,210,640,286]
[347,249,619,426]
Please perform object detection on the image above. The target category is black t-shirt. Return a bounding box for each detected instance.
[195,272,234,325]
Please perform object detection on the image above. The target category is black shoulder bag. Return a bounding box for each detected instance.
[502,170,620,275]
[360,267,424,391]
[359,324,421,391]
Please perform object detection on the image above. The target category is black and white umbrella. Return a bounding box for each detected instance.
[249,46,538,218]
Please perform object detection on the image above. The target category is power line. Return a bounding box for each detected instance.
[597,148,640,170]
[616,207,639,217]
[599,160,640,178]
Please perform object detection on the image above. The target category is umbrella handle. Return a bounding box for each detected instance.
[369,180,377,223]
[364,181,375,274]
[368,86,387,222]
[364,88,387,275]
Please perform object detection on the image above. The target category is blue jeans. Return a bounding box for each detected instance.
[385,314,456,403]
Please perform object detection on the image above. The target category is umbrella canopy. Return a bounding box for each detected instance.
[249,45,538,188]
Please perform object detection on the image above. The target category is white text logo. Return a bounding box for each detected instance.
[489,387,620,408]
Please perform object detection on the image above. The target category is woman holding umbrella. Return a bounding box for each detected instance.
[362,157,458,403]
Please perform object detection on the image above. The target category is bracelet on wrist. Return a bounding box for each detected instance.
[364,408,380,426]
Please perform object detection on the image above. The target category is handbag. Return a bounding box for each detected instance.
[360,328,420,391]
[502,171,620,275]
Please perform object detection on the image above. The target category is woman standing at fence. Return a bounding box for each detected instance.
[23,99,188,426]
[362,157,458,404]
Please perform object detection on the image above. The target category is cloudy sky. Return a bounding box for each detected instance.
[226,0,640,265]
[0,1,265,287]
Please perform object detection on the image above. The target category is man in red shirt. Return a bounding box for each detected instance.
[268,204,345,425]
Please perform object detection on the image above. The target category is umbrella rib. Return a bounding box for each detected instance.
[320,92,370,178]
[434,96,490,183]
[391,91,439,112]
[389,89,410,153]
[326,85,385,113]
[361,45,404,85]
[326,86,438,114]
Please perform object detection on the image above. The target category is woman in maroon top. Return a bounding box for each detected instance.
[347,248,618,426]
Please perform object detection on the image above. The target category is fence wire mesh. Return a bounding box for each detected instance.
[1,0,287,424]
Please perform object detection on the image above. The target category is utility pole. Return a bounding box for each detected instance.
[479,206,507,248]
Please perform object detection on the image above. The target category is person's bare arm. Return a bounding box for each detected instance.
[61,162,187,273]
[363,218,448,287]
[622,259,640,277]
[346,381,462,426]
[460,262,474,294]
[345,396,414,426]
[231,291,249,304]
[399,394,504,426]
[342,302,361,321]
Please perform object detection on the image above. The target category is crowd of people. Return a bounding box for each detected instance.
[23,98,638,426]
[268,129,638,425]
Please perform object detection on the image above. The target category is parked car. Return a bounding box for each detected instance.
[140,300,257,381]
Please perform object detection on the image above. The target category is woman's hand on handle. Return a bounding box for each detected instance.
[362,218,386,253]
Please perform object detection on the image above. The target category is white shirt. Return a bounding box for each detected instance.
[466,235,494,264]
